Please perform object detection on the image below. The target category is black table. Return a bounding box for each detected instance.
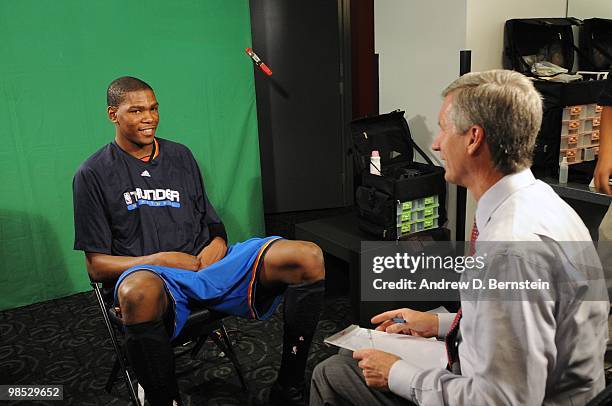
[543,177,611,241]
[543,177,612,206]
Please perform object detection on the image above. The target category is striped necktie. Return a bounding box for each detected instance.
[445,221,478,371]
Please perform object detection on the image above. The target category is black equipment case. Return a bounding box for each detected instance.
[351,110,447,240]
[532,80,606,178]
[579,18,612,71]
[503,18,608,179]
[503,18,576,76]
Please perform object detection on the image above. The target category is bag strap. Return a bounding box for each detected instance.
[572,43,599,71]
[591,42,612,69]
[399,116,435,165]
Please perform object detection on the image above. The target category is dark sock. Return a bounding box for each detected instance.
[278,279,325,387]
[124,319,180,406]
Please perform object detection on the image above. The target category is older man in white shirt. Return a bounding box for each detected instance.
[310,69,609,406]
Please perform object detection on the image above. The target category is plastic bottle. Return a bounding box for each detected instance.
[559,156,568,184]
[370,150,381,176]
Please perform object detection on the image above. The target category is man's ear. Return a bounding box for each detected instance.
[466,124,485,155]
[107,106,118,123]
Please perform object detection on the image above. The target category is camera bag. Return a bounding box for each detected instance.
[351,110,446,240]
[578,18,612,71]
[503,18,575,76]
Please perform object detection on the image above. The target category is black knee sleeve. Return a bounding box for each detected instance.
[278,279,325,386]
[124,319,179,406]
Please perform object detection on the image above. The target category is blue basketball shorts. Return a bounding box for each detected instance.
[114,236,283,339]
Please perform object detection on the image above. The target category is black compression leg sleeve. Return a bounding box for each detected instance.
[124,319,180,406]
[278,279,325,387]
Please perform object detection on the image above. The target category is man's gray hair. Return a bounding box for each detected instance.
[442,69,543,174]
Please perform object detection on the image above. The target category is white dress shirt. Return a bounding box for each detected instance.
[388,169,609,405]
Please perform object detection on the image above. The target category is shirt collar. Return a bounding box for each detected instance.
[475,168,537,233]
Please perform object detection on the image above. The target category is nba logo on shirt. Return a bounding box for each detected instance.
[124,192,132,205]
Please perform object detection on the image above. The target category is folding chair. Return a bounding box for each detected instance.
[90,280,248,406]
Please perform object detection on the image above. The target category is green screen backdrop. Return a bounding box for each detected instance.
[0,0,264,310]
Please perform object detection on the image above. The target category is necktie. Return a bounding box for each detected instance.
[469,219,479,256]
[444,308,462,370]
[445,221,478,370]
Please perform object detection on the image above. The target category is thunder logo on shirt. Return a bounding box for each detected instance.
[123,188,181,211]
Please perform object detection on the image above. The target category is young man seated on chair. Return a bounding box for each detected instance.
[72,76,325,406]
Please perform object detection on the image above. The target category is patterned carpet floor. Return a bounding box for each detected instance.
[1,290,352,405]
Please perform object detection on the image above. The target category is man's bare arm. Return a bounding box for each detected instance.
[196,237,227,269]
[594,106,612,195]
[86,252,201,282]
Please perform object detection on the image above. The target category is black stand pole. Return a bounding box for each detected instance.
[455,50,471,241]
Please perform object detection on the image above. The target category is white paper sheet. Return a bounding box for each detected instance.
[324,325,447,369]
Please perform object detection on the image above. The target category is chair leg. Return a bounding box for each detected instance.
[138,383,146,406]
[190,336,208,359]
[211,323,248,391]
[105,354,141,406]
[92,284,142,406]
[105,357,120,393]
[115,345,141,406]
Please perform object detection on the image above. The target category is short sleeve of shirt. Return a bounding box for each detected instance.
[184,150,224,224]
[73,165,113,254]
[598,72,612,106]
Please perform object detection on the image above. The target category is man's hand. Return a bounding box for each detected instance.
[594,154,612,195]
[353,349,400,390]
[371,308,439,338]
[595,106,612,195]
[197,237,227,269]
[152,252,201,271]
